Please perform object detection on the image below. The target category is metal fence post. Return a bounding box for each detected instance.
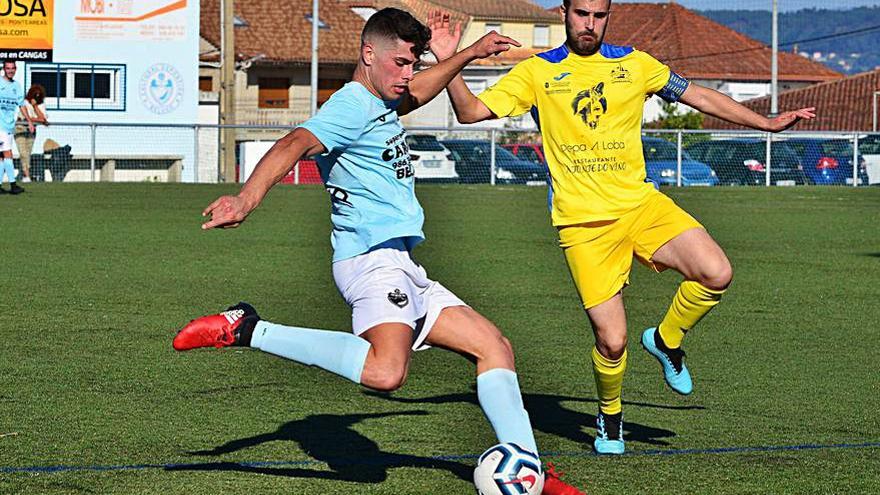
[490,128,497,186]
[765,133,772,187]
[853,133,860,188]
[193,125,199,183]
[90,123,97,182]
[676,131,683,187]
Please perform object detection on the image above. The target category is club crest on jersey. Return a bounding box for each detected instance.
[387,289,409,308]
[571,82,607,130]
[610,63,632,84]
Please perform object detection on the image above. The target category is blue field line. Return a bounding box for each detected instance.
[2,441,879,475]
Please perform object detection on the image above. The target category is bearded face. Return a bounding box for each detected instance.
[563,0,611,56]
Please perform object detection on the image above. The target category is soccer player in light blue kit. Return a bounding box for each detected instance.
[0,61,30,194]
[172,9,583,495]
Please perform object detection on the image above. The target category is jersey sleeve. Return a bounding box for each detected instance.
[298,93,368,154]
[640,51,690,103]
[477,61,536,118]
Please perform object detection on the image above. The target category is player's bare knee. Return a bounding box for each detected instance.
[596,335,627,360]
[700,258,733,290]
[499,335,514,358]
[367,368,408,392]
[361,359,409,391]
[487,334,515,366]
[471,325,515,368]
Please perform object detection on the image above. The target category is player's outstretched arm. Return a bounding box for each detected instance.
[425,12,496,124]
[201,128,325,230]
[680,83,815,132]
[399,10,519,116]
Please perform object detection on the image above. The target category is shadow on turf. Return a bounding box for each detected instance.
[166,410,472,483]
[365,391,701,447]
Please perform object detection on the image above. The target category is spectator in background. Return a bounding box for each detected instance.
[14,83,48,183]
[0,60,30,195]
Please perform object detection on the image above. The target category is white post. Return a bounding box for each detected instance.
[310,0,319,117]
[294,162,300,185]
[676,131,683,187]
[220,0,236,183]
[771,0,779,115]
[90,123,97,182]
[490,129,497,186]
[765,133,772,187]
[193,125,199,183]
[853,134,860,188]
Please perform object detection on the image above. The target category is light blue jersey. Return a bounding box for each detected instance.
[299,82,424,262]
[0,77,23,134]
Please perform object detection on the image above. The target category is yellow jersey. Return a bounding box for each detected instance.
[478,43,690,225]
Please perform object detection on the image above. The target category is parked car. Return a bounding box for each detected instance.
[685,139,807,186]
[440,139,547,185]
[783,138,868,185]
[405,134,459,183]
[502,143,547,167]
[641,137,718,186]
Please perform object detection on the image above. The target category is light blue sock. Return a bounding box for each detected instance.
[2,158,14,183]
[477,368,538,454]
[250,321,370,384]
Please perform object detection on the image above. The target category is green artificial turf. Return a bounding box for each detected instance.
[1,183,878,494]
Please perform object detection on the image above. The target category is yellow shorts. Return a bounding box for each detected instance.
[559,190,703,309]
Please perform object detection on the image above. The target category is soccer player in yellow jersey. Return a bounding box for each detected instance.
[428,1,815,454]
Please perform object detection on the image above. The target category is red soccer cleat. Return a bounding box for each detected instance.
[542,462,586,495]
[172,302,260,351]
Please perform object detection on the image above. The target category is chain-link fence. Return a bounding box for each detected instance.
[9,123,879,187]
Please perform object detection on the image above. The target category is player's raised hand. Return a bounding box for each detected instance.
[467,30,521,60]
[427,9,461,61]
[201,194,252,230]
[766,107,816,132]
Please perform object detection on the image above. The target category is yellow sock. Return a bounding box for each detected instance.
[658,281,726,349]
[592,347,627,415]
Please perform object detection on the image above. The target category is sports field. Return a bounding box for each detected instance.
[1,184,878,494]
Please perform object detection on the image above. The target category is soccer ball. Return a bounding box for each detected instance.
[473,442,544,495]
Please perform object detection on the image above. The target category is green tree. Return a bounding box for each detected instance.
[654,102,704,130]
[648,102,707,147]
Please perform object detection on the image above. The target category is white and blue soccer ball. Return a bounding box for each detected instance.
[473,442,544,495]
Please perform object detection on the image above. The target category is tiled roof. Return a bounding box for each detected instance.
[389,0,558,65]
[200,0,365,66]
[201,0,559,67]
[704,69,880,132]
[550,2,841,83]
[412,0,559,22]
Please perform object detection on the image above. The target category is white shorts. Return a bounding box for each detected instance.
[332,242,467,351]
[0,131,12,152]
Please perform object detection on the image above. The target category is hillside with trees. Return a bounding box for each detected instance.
[701,7,880,75]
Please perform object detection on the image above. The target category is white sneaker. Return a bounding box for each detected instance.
[21,176,31,183]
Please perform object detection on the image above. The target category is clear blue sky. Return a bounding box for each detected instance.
[535,0,880,11]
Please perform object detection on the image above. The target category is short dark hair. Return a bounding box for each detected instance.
[562,0,612,9]
[2,60,15,67]
[361,8,431,57]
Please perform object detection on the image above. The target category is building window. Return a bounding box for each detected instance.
[485,23,502,35]
[27,64,125,111]
[199,76,213,92]
[318,79,346,107]
[533,25,550,47]
[258,77,290,108]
